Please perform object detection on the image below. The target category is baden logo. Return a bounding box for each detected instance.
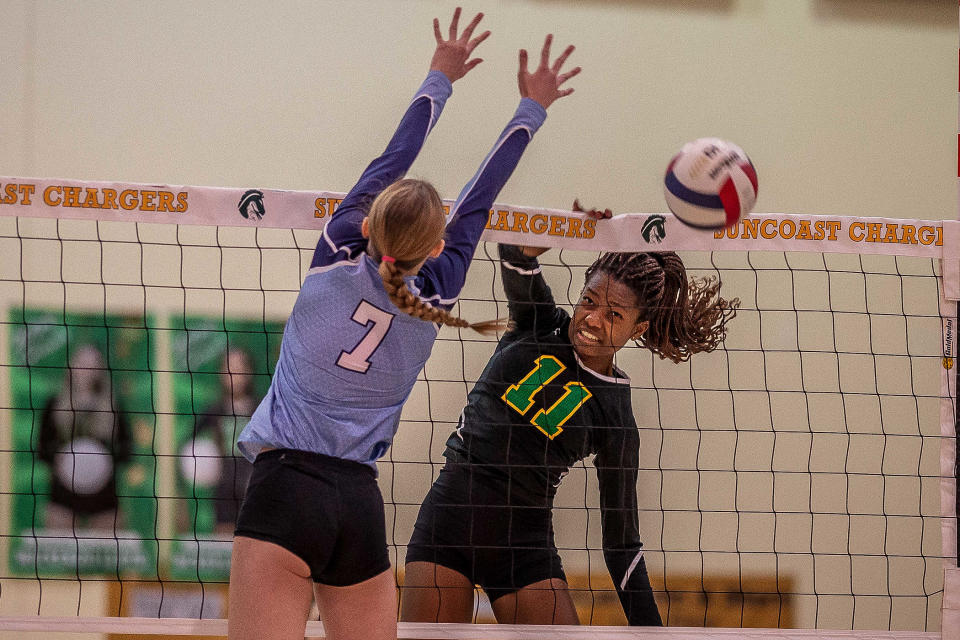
[945,318,955,370]
[642,215,666,243]
[238,189,266,220]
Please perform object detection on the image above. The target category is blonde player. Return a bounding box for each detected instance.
[227,8,580,640]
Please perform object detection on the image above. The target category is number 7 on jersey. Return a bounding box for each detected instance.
[336,300,395,373]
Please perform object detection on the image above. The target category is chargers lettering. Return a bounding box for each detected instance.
[0,182,188,213]
[485,209,596,239]
[716,217,942,246]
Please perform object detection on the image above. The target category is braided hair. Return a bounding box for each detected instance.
[366,179,505,335]
[584,252,739,363]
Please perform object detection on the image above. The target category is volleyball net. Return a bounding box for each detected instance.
[0,176,956,639]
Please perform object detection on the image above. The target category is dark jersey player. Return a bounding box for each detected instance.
[402,224,739,626]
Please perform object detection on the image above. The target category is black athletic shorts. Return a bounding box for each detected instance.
[405,457,565,602]
[234,448,390,586]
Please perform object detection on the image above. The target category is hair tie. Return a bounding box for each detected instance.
[381,255,396,264]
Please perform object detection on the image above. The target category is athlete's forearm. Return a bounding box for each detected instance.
[311,71,452,266]
[339,71,452,213]
[448,98,545,225]
[497,243,560,333]
[597,444,662,625]
[415,99,546,302]
[603,546,662,626]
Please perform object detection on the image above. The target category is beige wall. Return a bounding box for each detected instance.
[1,0,956,220]
[0,0,955,636]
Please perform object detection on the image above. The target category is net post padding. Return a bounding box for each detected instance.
[940,222,960,640]
[0,618,945,639]
[945,569,960,640]
[944,222,960,302]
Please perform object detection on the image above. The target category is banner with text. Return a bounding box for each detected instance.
[0,177,955,259]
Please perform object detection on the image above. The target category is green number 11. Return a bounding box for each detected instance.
[501,355,592,439]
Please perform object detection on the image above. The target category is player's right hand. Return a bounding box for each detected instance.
[518,34,580,109]
[430,7,490,83]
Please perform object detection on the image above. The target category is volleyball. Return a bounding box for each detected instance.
[663,138,758,229]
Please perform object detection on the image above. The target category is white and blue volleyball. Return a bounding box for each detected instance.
[663,138,758,229]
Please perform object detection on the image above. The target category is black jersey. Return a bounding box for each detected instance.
[443,244,660,626]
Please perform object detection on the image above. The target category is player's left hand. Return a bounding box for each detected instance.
[573,199,612,220]
[519,200,610,258]
[430,7,490,83]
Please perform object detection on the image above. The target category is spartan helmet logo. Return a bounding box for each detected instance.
[238,189,266,220]
[641,214,666,243]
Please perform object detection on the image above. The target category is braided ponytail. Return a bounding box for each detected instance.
[367,179,508,335]
[586,251,739,363]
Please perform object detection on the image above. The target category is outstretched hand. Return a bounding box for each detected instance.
[572,199,612,220]
[430,7,490,83]
[519,199,609,258]
[518,34,580,109]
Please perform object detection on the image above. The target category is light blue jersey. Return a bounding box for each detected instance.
[238,72,547,468]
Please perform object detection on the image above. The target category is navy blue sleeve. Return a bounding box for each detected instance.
[311,71,453,269]
[595,426,663,626]
[413,98,547,308]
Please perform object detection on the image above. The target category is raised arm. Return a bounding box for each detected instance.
[415,34,580,305]
[497,243,563,336]
[595,426,663,626]
[496,201,612,335]
[312,8,489,268]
